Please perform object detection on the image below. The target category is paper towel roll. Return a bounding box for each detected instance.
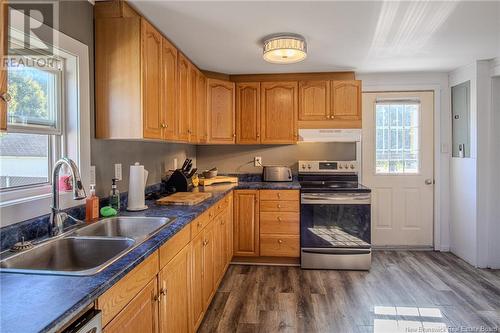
[127,162,148,211]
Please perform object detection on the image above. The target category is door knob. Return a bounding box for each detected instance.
[425,179,433,185]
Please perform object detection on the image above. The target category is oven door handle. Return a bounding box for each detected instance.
[301,195,371,205]
[302,248,371,255]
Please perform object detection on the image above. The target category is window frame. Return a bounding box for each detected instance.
[0,12,90,227]
[373,99,422,176]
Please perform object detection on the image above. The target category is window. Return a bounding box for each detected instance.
[375,100,420,174]
[0,54,63,190]
[1,10,91,227]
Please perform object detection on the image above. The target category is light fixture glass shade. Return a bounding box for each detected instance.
[263,34,307,64]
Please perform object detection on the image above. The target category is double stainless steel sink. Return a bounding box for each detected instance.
[0,217,173,276]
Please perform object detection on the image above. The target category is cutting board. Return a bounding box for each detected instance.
[156,192,212,206]
[199,176,238,186]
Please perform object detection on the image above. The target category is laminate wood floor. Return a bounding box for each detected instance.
[198,251,500,333]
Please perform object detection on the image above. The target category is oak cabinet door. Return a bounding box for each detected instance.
[236,82,260,144]
[233,190,260,257]
[103,278,158,333]
[202,220,215,309]
[226,194,234,267]
[189,65,198,143]
[213,214,223,286]
[260,81,298,144]
[190,231,205,331]
[161,37,177,140]
[0,2,7,131]
[159,245,191,333]
[298,80,330,121]
[330,80,361,120]
[207,79,235,143]
[141,19,163,140]
[177,53,191,141]
[196,72,208,143]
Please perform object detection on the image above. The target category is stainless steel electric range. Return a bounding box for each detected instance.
[299,160,372,270]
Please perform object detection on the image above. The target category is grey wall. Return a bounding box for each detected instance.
[56,1,196,197]
[196,143,356,174]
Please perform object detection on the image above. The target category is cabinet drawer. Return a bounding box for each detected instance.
[260,190,299,201]
[160,224,191,268]
[260,200,299,212]
[190,210,211,239]
[260,212,299,235]
[213,195,230,217]
[260,235,300,257]
[97,251,159,326]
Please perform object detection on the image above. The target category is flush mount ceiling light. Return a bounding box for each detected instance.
[262,33,307,64]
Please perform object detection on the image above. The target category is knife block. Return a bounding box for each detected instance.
[164,169,193,193]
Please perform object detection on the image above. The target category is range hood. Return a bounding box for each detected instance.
[298,129,362,142]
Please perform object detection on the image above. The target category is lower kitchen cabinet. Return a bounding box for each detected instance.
[103,278,159,333]
[202,220,215,309]
[190,228,205,330]
[94,192,236,333]
[159,244,191,333]
[233,190,260,257]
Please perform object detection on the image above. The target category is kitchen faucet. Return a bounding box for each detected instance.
[50,158,87,236]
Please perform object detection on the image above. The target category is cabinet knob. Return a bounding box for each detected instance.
[278,239,283,244]
[277,204,281,209]
[197,221,202,227]
[277,193,281,198]
[153,294,161,303]
[203,239,209,246]
[257,134,260,138]
[1,92,12,103]
[160,288,167,297]
[277,216,282,222]
[233,133,236,138]
[161,123,168,128]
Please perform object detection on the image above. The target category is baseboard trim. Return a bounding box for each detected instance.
[372,246,434,251]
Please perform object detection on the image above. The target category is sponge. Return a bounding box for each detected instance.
[100,206,118,217]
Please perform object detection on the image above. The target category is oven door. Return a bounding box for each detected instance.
[300,192,371,249]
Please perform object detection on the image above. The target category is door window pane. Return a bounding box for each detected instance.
[375,102,420,174]
[0,133,50,189]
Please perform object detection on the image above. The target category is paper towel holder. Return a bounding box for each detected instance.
[127,162,149,211]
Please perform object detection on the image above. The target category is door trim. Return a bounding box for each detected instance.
[362,84,444,252]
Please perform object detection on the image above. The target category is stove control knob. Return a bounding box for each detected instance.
[307,164,311,169]
[339,165,343,169]
[350,164,355,169]
[301,164,306,169]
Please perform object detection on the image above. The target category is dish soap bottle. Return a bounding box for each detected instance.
[109,178,120,211]
[85,185,99,222]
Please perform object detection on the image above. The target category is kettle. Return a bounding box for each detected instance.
[127,162,149,211]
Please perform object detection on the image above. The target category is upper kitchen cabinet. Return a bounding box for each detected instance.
[298,80,330,121]
[95,3,179,140]
[330,80,361,121]
[207,79,235,144]
[141,19,163,140]
[297,79,361,128]
[236,82,261,144]
[160,37,178,141]
[177,53,191,142]
[0,1,7,131]
[260,81,298,144]
[189,65,199,143]
[196,71,208,143]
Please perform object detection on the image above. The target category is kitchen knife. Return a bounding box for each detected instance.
[181,159,189,171]
[186,168,197,179]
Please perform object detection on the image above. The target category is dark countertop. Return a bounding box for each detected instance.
[0,181,300,333]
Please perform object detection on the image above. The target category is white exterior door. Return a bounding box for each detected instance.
[362,91,434,247]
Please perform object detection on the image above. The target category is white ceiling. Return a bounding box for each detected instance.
[130,1,500,74]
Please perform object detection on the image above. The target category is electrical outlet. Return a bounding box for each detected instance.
[90,165,96,185]
[254,156,262,167]
[114,163,122,181]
